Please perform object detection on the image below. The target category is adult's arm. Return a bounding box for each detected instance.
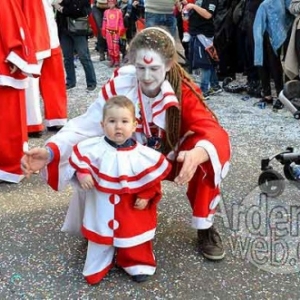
[41,99,105,191]
[177,81,231,187]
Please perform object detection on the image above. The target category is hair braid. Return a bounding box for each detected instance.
[164,62,218,154]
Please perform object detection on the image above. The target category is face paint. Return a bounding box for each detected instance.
[143,55,153,64]
[135,49,170,98]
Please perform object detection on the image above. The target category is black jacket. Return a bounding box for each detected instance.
[56,0,91,35]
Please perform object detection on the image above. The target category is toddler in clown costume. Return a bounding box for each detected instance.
[102,0,126,67]
[69,95,171,284]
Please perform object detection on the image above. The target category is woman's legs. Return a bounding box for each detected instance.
[73,35,97,88]
[60,33,76,87]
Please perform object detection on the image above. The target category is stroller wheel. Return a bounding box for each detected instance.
[258,170,285,197]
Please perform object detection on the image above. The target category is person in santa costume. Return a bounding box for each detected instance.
[102,0,126,67]
[69,95,171,284]
[22,27,231,263]
[0,0,40,183]
[24,0,68,137]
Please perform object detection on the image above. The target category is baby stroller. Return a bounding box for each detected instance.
[258,147,300,197]
[258,80,300,197]
[277,80,300,119]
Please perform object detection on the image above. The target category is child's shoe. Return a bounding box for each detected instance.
[182,32,191,43]
[132,274,151,283]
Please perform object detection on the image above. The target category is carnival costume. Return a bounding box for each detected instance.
[102,6,125,66]
[68,136,170,283]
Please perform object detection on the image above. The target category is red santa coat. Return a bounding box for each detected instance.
[0,0,40,183]
[42,65,230,232]
[0,0,40,88]
[22,0,51,60]
[69,136,171,247]
[24,0,67,132]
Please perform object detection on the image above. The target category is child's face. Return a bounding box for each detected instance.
[108,2,115,8]
[101,106,137,145]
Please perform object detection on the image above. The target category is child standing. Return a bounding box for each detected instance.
[102,0,126,67]
[69,95,171,285]
[174,0,195,43]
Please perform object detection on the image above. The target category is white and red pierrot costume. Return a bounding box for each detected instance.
[102,7,125,64]
[0,0,40,183]
[68,136,171,284]
[23,0,67,133]
[41,64,230,233]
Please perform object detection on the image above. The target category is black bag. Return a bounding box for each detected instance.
[67,16,93,36]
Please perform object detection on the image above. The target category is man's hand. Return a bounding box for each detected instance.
[174,147,209,185]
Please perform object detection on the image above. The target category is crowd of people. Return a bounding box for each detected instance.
[2,0,299,286]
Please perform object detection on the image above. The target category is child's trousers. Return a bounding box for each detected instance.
[83,240,156,285]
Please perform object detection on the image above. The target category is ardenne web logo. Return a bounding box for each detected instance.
[216,181,300,274]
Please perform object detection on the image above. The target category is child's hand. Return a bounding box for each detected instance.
[77,173,94,190]
[134,198,148,210]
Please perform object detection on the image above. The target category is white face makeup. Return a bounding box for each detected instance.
[135,49,171,98]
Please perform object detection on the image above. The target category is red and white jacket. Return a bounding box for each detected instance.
[68,136,171,247]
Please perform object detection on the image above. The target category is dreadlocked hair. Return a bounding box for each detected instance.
[164,62,218,154]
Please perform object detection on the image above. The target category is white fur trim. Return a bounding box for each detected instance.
[209,194,221,210]
[0,170,24,183]
[192,214,215,229]
[195,140,222,187]
[123,265,156,276]
[221,161,230,179]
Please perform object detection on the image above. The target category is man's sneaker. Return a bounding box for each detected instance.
[197,226,225,260]
[182,32,191,43]
[210,85,223,95]
[86,85,96,92]
[272,98,284,111]
[203,91,211,100]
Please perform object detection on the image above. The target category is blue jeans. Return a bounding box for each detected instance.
[200,66,219,93]
[60,33,97,87]
[145,12,177,37]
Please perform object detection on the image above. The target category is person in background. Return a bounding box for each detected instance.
[25,0,67,138]
[54,0,97,91]
[102,0,126,67]
[0,0,40,183]
[69,95,171,284]
[21,27,231,264]
[92,0,109,61]
[174,0,195,43]
[187,0,223,99]
[144,0,177,36]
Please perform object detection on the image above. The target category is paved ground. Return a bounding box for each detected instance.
[1,41,300,299]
